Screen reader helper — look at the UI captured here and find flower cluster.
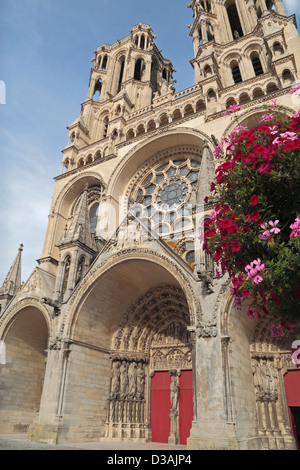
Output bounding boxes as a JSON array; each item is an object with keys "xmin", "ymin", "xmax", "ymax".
[{"xmin": 204, "ymin": 104, "xmax": 300, "ymax": 338}]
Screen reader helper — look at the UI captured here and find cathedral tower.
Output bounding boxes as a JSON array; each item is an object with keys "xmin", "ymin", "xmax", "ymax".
[{"xmin": 188, "ymin": 0, "xmax": 300, "ymax": 112}]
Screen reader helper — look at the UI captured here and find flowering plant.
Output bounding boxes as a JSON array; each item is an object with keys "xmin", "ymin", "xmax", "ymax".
[{"xmin": 204, "ymin": 96, "xmax": 300, "ymax": 338}]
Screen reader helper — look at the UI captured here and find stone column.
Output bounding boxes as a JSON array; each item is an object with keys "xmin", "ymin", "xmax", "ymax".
[
  {"xmin": 187, "ymin": 321, "xmax": 238, "ymax": 450},
  {"xmin": 274, "ymin": 0, "xmax": 286, "ymax": 15},
  {"xmin": 28, "ymin": 340, "xmax": 72, "ymax": 444}
]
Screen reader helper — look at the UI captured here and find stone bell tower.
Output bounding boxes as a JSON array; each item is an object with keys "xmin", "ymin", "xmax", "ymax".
[
  {"xmin": 188, "ymin": 0, "xmax": 300, "ymax": 113},
  {"xmin": 61, "ymin": 23, "xmax": 175, "ymax": 173}
]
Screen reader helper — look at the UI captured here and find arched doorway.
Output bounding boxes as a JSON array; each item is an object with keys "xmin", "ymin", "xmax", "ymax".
[
  {"xmin": 67, "ymin": 256, "xmax": 197, "ymax": 443},
  {"xmin": 108, "ymin": 284, "xmax": 193, "ymax": 444},
  {"xmin": 0, "ymin": 307, "xmax": 49, "ymax": 433}
]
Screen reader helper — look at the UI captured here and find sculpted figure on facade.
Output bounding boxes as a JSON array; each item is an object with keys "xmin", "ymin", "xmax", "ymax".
[
  {"xmin": 252, "ymin": 357, "xmax": 278, "ymax": 402},
  {"xmin": 120, "ymin": 360, "xmax": 129, "ymax": 398},
  {"xmin": 110, "ymin": 361, "xmax": 121, "ymax": 399},
  {"xmin": 170, "ymin": 370, "xmax": 180, "ymax": 415},
  {"xmin": 136, "ymin": 362, "xmax": 145, "ymax": 400},
  {"xmin": 128, "ymin": 361, "xmax": 137, "ymax": 398}
]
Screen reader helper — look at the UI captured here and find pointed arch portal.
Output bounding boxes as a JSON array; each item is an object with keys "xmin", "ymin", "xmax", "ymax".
[{"xmin": 68, "ymin": 256, "xmax": 195, "ymax": 443}]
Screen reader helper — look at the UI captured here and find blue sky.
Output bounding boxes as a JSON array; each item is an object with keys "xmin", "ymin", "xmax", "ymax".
[{"xmin": 0, "ymin": 0, "xmax": 299, "ymax": 285}]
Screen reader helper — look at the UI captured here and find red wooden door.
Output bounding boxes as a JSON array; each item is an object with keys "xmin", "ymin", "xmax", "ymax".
[
  {"xmin": 179, "ymin": 370, "xmax": 193, "ymax": 444},
  {"xmin": 151, "ymin": 371, "xmax": 171, "ymax": 443},
  {"xmin": 284, "ymin": 370, "xmax": 300, "ymax": 449}
]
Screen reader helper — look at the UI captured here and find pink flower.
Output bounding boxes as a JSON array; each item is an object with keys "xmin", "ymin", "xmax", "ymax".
[
  {"xmin": 293, "ymin": 109, "xmax": 300, "ymax": 119},
  {"xmin": 252, "ymin": 274, "xmax": 263, "ymax": 285},
  {"xmin": 258, "ymin": 230, "xmax": 271, "ymax": 241},
  {"xmin": 289, "ymin": 83, "xmax": 300, "ymax": 95},
  {"xmin": 225, "ymin": 104, "xmax": 244, "ymax": 115},
  {"xmin": 290, "ymin": 217, "xmax": 300, "ymax": 238},
  {"xmin": 245, "ymin": 258, "xmax": 265, "ymax": 284},
  {"xmin": 269, "ymin": 220, "xmax": 280, "ymax": 234},
  {"xmin": 259, "ymin": 113, "xmax": 274, "ymax": 123}
]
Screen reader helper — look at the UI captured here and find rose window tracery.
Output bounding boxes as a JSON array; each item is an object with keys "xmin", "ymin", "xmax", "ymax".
[{"xmin": 129, "ymin": 155, "xmax": 202, "ymax": 237}]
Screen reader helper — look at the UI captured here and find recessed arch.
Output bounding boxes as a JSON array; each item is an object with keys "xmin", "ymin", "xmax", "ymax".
[
  {"xmin": 106, "ymin": 128, "xmax": 214, "ymax": 205},
  {"xmin": 0, "ymin": 305, "xmax": 49, "ymax": 434}
]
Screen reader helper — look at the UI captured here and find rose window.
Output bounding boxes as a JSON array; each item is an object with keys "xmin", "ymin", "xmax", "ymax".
[{"xmin": 129, "ymin": 156, "xmax": 201, "ymax": 238}]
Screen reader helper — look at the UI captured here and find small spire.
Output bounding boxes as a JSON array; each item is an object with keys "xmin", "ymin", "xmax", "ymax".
[
  {"xmin": 196, "ymin": 143, "xmax": 215, "ymax": 206},
  {"xmin": 0, "ymin": 244, "xmax": 23, "ymax": 298},
  {"xmin": 58, "ymin": 186, "xmax": 93, "ymax": 248}
]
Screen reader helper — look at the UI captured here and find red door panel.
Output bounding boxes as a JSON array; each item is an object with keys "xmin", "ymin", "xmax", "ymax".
[
  {"xmin": 179, "ymin": 370, "xmax": 193, "ymax": 444},
  {"xmin": 284, "ymin": 370, "xmax": 300, "ymax": 406},
  {"xmin": 284, "ymin": 371, "xmax": 300, "ymax": 449},
  {"xmin": 151, "ymin": 371, "xmax": 171, "ymax": 443}
]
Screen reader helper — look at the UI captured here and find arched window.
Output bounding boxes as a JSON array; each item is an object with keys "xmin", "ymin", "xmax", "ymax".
[
  {"xmin": 196, "ymin": 100, "xmax": 206, "ymax": 112},
  {"xmin": 231, "ymin": 61, "xmax": 243, "ymax": 84},
  {"xmin": 199, "ymin": 28, "xmax": 203, "ymax": 46},
  {"xmin": 162, "ymin": 68, "xmax": 168, "ymax": 81},
  {"xmin": 253, "ymin": 87, "xmax": 264, "ymax": 99},
  {"xmin": 251, "ymin": 53, "xmax": 264, "ymax": 76},
  {"xmin": 89, "ymin": 203, "xmax": 99, "ymax": 233},
  {"xmin": 93, "ymin": 79, "xmax": 102, "ymax": 101},
  {"xmin": 136, "ymin": 124, "xmax": 145, "ymax": 136},
  {"xmin": 147, "ymin": 120, "xmax": 156, "ymax": 131},
  {"xmin": 273, "ymin": 42, "xmax": 284, "ymax": 57},
  {"xmin": 159, "ymin": 113, "xmax": 169, "ymax": 127},
  {"xmin": 266, "ymin": 82, "xmax": 279, "ymax": 94},
  {"xmin": 75, "ymin": 256, "xmax": 85, "ymax": 285},
  {"xmin": 207, "ymin": 23, "xmax": 214, "ymax": 42},
  {"xmin": 86, "ymin": 154, "xmax": 93, "ymax": 165},
  {"xmin": 172, "ymin": 109, "xmax": 182, "ymax": 121},
  {"xmin": 184, "ymin": 104, "xmax": 194, "ymax": 117},
  {"xmin": 226, "ymin": 97, "xmax": 236, "ymax": 108},
  {"xmin": 101, "ymin": 55, "xmax": 108, "ymax": 70},
  {"xmin": 103, "ymin": 116, "xmax": 109, "ymax": 138},
  {"xmin": 282, "ymin": 69, "xmax": 293, "ymax": 85},
  {"xmin": 266, "ymin": 0, "xmax": 276, "ymax": 12},
  {"xmin": 208, "ymin": 89, "xmax": 217, "ymax": 102},
  {"xmin": 239, "ymin": 93, "xmax": 251, "ymax": 104},
  {"xmin": 226, "ymin": 2, "xmax": 244, "ymax": 39},
  {"xmin": 126, "ymin": 129, "xmax": 135, "ymax": 140},
  {"xmin": 118, "ymin": 56, "xmax": 125, "ymax": 93},
  {"xmin": 134, "ymin": 59, "xmax": 144, "ymax": 81},
  {"xmin": 94, "ymin": 150, "xmax": 101, "ymax": 161},
  {"xmin": 204, "ymin": 65, "xmax": 213, "ymax": 77},
  {"xmin": 140, "ymin": 35, "xmax": 145, "ymax": 50},
  {"xmin": 62, "ymin": 255, "xmax": 71, "ymax": 294}
]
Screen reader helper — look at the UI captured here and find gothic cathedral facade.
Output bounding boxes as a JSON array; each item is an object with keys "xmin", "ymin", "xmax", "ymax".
[{"xmin": 1, "ymin": 0, "xmax": 300, "ymax": 450}]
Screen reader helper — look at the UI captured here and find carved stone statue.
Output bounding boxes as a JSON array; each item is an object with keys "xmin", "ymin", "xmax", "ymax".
[
  {"xmin": 170, "ymin": 371, "xmax": 179, "ymax": 414},
  {"xmin": 110, "ymin": 361, "xmax": 121, "ymax": 399},
  {"xmin": 120, "ymin": 360, "xmax": 129, "ymax": 398},
  {"xmin": 128, "ymin": 361, "xmax": 137, "ymax": 399},
  {"xmin": 136, "ymin": 363, "xmax": 145, "ymax": 399}
]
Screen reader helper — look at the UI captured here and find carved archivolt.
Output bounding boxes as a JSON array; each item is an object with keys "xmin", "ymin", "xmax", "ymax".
[{"xmin": 112, "ymin": 284, "xmax": 190, "ymax": 352}]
